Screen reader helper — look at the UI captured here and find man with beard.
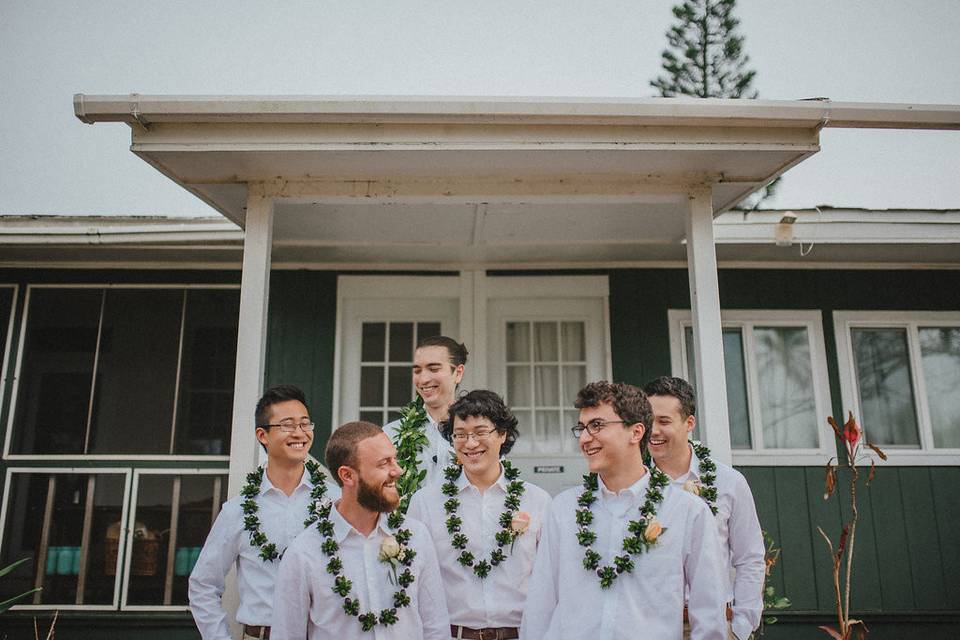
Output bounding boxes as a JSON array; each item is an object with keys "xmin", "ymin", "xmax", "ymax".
[
  {"xmin": 520, "ymin": 381, "xmax": 727, "ymax": 640},
  {"xmin": 272, "ymin": 421, "xmax": 449, "ymax": 640},
  {"xmin": 408, "ymin": 390, "xmax": 551, "ymax": 639},
  {"xmin": 189, "ymin": 385, "xmax": 341, "ymax": 640}
]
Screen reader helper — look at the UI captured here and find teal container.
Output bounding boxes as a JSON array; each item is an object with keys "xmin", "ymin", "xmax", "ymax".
[
  {"xmin": 45, "ymin": 547, "xmax": 59, "ymax": 574},
  {"xmin": 56, "ymin": 547, "xmax": 72, "ymax": 575},
  {"xmin": 189, "ymin": 547, "xmax": 202, "ymax": 573},
  {"xmin": 70, "ymin": 547, "xmax": 81, "ymax": 575},
  {"xmin": 174, "ymin": 548, "xmax": 189, "ymax": 576}
]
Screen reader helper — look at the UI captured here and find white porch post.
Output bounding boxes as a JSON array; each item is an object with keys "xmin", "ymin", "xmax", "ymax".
[
  {"xmin": 685, "ymin": 186, "xmax": 732, "ymax": 465},
  {"xmin": 227, "ymin": 190, "xmax": 275, "ymax": 496}
]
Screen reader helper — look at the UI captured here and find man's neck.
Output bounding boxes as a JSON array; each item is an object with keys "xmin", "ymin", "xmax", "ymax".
[
  {"xmin": 336, "ymin": 497, "xmax": 380, "ymax": 537},
  {"xmin": 653, "ymin": 443, "xmax": 694, "ymax": 481},
  {"xmin": 600, "ymin": 458, "xmax": 648, "ymax": 494},
  {"xmin": 424, "ymin": 401, "xmax": 451, "ymax": 424},
  {"xmin": 464, "ymin": 462, "xmax": 501, "ymax": 493},
  {"xmin": 265, "ymin": 459, "xmax": 305, "ymax": 497}
]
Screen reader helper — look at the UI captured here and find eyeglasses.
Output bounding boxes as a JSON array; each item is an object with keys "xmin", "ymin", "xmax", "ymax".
[
  {"xmin": 570, "ymin": 419, "xmax": 626, "ymax": 438},
  {"xmin": 259, "ymin": 420, "xmax": 315, "ymax": 434},
  {"xmin": 451, "ymin": 428, "xmax": 497, "ymax": 443}
]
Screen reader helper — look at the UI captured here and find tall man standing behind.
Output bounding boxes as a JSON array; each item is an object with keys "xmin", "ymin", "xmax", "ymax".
[
  {"xmin": 384, "ymin": 336, "xmax": 468, "ymax": 499},
  {"xmin": 644, "ymin": 376, "xmax": 765, "ymax": 640},
  {"xmin": 189, "ymin": 385, "xmax": 340, "ymax": 640},
  {"xmin": 521, "ymin": 381, "xmax": 727, "ymax": 640}
]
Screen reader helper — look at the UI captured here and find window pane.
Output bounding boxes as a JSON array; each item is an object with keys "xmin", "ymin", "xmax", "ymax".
[
  {"xmin": 88, "ymin": 290, "xmax": 182, "ymax": 454},
  {"xmin": 722, "ymin": 330, "xmax": 752, "ymax": 449},
  {"xmin": 0, "ymin": 287, "xmax": 12, "ymax": 364},
  {"xmin": 360, "ymin": 367, "xmax": 384, "ymax": 406},
  {"xmin": 562, "ymin": 365, "xmax": 586, "ymax": 407},
  {"xmin": 507, "ymin": 365, "xmax": 531, "ymax": 406},
  {"xmin": 533, "ymin": 322, "xmax": 558, "ymax": 361},
  {"xmin": 535, "ymin": 410, "xmax": 562, "ymax": 453},
  {"xmin": 12, "ymin": 289, "xmax": 103, "ymax": 454},
  {"xmin": 126, "ymin": 474, "xmax": 227, "ymax": 606},
  {"xmin": 512, "ymin": 410, "xmax": 532, "ymax": 454},
  {"xmin": 506, "ymin": 322, "xmax": 530, "ymax": 362},
  {"xmin": 0, "ymin": 473, "xmax": 125, "ymax": 606},
  {"xmin": 754, "ymin": 327, "xmax": 818, "ymax": 449},
  {"xmin": 919, "ymin": 327, "xmax": 960, "ymax": 448},
  {"xmin": 174, "ymin": 290, "xmax": 238, "ymax": 455},
  {"xmin": 387, "ymin": 366, "xmax": 412, "ymax": 406},
  {"xmin": 416, "ymin": 322, "xmax": 441, "ymax": 344},
  {"xmin": 388, "ymin": 322, "xmax": 414, "ymax": 362},
  {"xmin": 361, "ymin": 323, "xmax": 386, "ymax": 362},
  {"xmin": 534, "ymin": 366, "xmax": 560, "ymax": 406},
  {"xmin": 360, "ymin": 410, "xmax": 383, "ymax": 425},
  {"xmin": 852, "ymin": 328, "xmax": 920, "ymax": 446},
  {"xmin": 561, "ymin": 322, "xmax": 585, "ymax": 361}
]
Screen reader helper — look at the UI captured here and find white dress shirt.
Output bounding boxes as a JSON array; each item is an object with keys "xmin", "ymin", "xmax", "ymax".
[
  {"xmin": 666, "ymin": 445, "xmax": 766, "ymax": 640},
  {"xmin": 271, "ymin": 502, "xmax": 450, "ymax": 640},
  {"xmin": 520, "ymin": 472, "xmax": 727, "ymax": 640},
  {"xmin": 407, "ymin": 464, "xmax": 552, "ymax": 629},
  {"xmin": 188, "ymin": 466, "xmax": 341, "ymax": 640},
  {"xmin": 383, "ymin": 413, "xmax": 454, "ymax": 488}
]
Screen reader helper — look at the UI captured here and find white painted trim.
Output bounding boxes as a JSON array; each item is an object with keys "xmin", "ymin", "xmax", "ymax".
[
  {"xmin": 484, "ymin": 275, "xmax": 608, "ymax": 298},
  {"xmin": 337, "ymin": 275, "xmax": 461, "ymax": 299},
  {"xmin": 2, "ymin": 283, "xmax": 240, "ymax": 460},
  {"xmin": 685, "ymin": 187, "xmax": 732, "ymax": 465},
  {"xmin": 120, "ymin": 468, "xmax": 227, "ymax": 611},
  {"xmin": 833, "ymin": 310, "xmax": 960, "ymax": 466},
  {"xmin": 669, "ymin": 309, "xmax": 835, "ymax": 465},
  {"xmin": 1, "ymin": 467, "xmax": 132, "ymax": 611}
]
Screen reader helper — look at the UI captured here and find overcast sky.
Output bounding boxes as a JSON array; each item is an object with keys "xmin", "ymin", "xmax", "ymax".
[{"xmin": 1, "ymin": 0, "xmax": 958, "ymax": 217}]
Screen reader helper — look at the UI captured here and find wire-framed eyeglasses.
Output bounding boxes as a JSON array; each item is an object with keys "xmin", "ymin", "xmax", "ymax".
[
  {"xmin": 259, "ymin": 420, "xmax": 315, "ymax": 433},
  {"xmin": 570, "ymin": 419, "xmax": 626, "ymax": 438}
]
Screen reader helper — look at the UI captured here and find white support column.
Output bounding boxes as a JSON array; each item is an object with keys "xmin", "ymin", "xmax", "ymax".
[
  {"xmin": 227, "ymin": 191, "xmax": 275, "ymax": 496},
  {"xmin": 458, "ymin": 270, "xmax": 488, "ymax": 391},
  {"xmin": 685, "ymin": 186, "xmax": 733, "ymax": 465}
]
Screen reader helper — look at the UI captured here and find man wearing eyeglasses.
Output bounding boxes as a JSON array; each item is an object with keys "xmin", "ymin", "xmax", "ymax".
[
  {"xmin": 520, "ymin": 381, "xmax": 727, "ymax": 640},
  {"xmin": 407, "ymin": 390, "xmax": 551, "ymax": 640},
  {"xmin": 189, "ymin": 384, "xmax": 341, "ymax": 640}
]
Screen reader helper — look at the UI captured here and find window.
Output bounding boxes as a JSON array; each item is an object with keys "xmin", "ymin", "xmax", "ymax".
[
  {"xmin": 834, "ymin": 311, "xmax": 960, "ymax": 464},
  {"xmin": 5, "ymin": 286, "xmax": 240, "ymax": 459},
  {"xmin": 670, "ymin": 310, "xmax": 834, "ymax": 464}
]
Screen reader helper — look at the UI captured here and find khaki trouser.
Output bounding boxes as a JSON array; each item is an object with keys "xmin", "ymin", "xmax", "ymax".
[{"xmin": 682, "ymin": 621, "xmax": 739, "ymax": 639}]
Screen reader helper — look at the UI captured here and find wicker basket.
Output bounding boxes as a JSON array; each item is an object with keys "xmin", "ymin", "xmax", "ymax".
[{"xmin": 105, "ymin": 521, "xmax": 161, "ymax": 576}]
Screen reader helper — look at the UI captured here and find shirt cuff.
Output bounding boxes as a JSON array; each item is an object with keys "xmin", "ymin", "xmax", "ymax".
[{"xmin": 731, "ymin": 615, "xmax": 753, "ymax": 640}]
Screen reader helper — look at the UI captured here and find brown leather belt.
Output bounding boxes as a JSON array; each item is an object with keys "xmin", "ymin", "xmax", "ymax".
[
  {"xmin": 682, "ymin": 605, "xmax": 734, "ymax": 622},
  {"xmin": 243, "ymin": 624, "xmax": 271, "ymax": 639},
  {"xmin": 451, "ymin": 625, "xmax": 519, "ymax": 639}
]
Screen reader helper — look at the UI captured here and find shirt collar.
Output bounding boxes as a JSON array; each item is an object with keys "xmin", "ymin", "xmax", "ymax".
[
  {"xmin": 598, "ymin": 469, "xmax": 651, "ymax": 500},
  {"xmin": 258, "ymin": 463, "xmax": 314, "ymax": 496},
  {"xmin": 331, "ymin": 500, "xmax": 395, "ymax": 543},
  {"xmin": 685, "ymin": 443, "xmax": 701, "ymax": 481},
  {"xmin": 455, "ymin": 462, "xmax": 508, "ymax": 494}
]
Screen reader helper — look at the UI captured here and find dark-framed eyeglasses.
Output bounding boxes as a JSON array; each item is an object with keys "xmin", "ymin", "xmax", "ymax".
[
  {"xmin": 570, "ymin": 419, "xmax": 626, "ymax": 438},
  {"xmin": 259, "ymin": 420, "xmax": 315, "ymax": 434}
]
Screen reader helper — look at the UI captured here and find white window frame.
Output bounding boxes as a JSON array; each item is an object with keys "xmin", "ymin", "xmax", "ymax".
[
  {"xmin": 3, "ymin": 283, "xmax": 239, "ymax": 462},
  {"xmin": 669, "ymin": 309, "xmax": 834, "ymax": 465},
  {"xmin": 0, "ymin": 284, "xmax": 19, "ymax": 406},
  {"xmin": 834, "ymin": 310, "xmax": 960, "ymax": 466},
  {"xmin": 0, "ymin": 467, "xmax": 132, "ymax": 611},
  {"xmin": 121, "ymin": 468, "xmax": 228, "ymax": 611}
]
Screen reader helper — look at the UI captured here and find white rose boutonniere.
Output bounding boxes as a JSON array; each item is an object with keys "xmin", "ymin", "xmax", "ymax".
[
  {"xmin": 682, "ymin": 479, "xmax": 702, "ymax": 496},
  {"xmin": 508, "ymin": 511, "xmax": 531, "ymax": 553},
  {"xmin": 379, "ymin": 535, "xmax": 403, "ymax": 584}
]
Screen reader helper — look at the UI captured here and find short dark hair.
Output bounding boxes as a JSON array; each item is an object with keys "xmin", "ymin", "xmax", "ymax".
[
  {"xmin": 255, "ymin": 384, "xmax": 309, "ymax": 429},
  {"xmin": 416, "ymin": 335, "xmax": 469, "ymax": 368},
  {"xmin": 643, "ymin": 376, "xmax": 696, "ymax": 419},
  {"xmin": 324, "ymin": 421, "xmax": 385, "ymax": 487},
  {"xmin": 575, "ymin": 381, "xmax": 652, "ymax": 450},
  {"xmin": 441, "ymin": 389, "xmax": 519, "ymax": 456}
]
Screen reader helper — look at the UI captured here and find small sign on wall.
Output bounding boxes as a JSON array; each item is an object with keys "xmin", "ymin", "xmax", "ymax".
[{"xmin": 534, "ymin": 465, "xmax": 564, "ymax": 474}]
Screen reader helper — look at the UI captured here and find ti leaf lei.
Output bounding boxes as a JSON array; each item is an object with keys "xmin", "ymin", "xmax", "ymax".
[
  {"xmin": 391, "ymin": 396, "xmax": 430, "ymax": 521},
  {"xmin": 689, "ymin": 440, "xmax": 719, "ymax": 516},
  {"xmin": 576, "ymin": 466, "xmax": 670, "ymax": 589},
  {"xmin": 441, "ymin": 460, "xmax": 526, "ymax": 579},
  {"xmin": 310, "ymin": 500, "xmax": 417, "ymax": 632},
  {"xmin": 240, "ymin": 460, "xmax": 328, "ymax": 562}
]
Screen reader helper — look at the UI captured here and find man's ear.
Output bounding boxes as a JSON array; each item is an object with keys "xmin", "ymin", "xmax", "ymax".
[
  {"xmin": 453, "ymin": 363, "xmax": 465, "ymax": 385},
  {"xmin": 337, "ymin": 465, "xmax": 356, "ymax": 488},
  {"xmin": 255, "ymin": 427, "xmax": 269, "ymax": 449},
  {"xmin": 686, "ymin": 415, "xmax": 696, "ymax": 436},
  {"xmin": 630, "ymin": 422, "xmax": 646, "ymax": 446}
]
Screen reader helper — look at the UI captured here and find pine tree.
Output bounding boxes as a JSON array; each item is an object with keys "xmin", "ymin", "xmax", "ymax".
[{"xmin": 651, "ymin": 0, "xmax": 757, "ymax": 98}]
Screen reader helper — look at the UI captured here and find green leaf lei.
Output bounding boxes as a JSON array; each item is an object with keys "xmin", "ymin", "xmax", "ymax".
[
  {"xmin": 576, "ymin": 466, "xmax": 670, "ymax": 589},
  {"xmin": 441, "ymin": 459, "xmax": 526, "ymax": 580},
  {"xmin": 240, "ymin": 460, "xmax": 328, "ymax": 562},
  {"xmin": 390, "ymin": 396, "xmax": 430, "ymax": 525},
  {"xmin": 689, "ymin": 440, "xmax": 719, "ymax": 516},
  {"xmin": 311, "ymin": 500, "xmax": 417, "ymax": 632}
]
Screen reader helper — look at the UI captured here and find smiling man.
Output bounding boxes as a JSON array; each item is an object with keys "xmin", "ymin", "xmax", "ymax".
[
  {"xmin": 384, "ymin": 336, "xmax": 469, "ymax": 490},
  {"xmin": 189, "ymin": 385, "xmax": 341, "ymax": 640},
  {"xmin": 521, "ymin": 381, "xmax": 727, "ymax": 640},
  {"xmin": 644, "ymin": 376, "xmax": 765, "ymax": 640},
  {"xmin": 408, "ymin": 390, "xmax": 551, "ymax": 640},
  {"xmin": 272, "ymin": 422, "xmax": 449, "ymax": 640}
]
